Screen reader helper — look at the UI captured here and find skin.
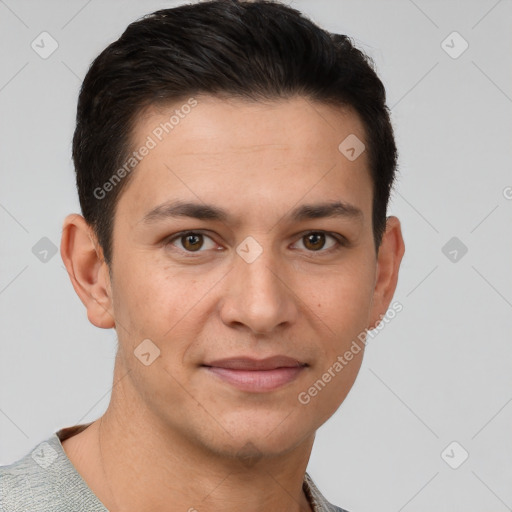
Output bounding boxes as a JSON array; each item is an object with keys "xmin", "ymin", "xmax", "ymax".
[{"xmin": 60, "ymin": 95, "xmax": 405, "ymax": 512}]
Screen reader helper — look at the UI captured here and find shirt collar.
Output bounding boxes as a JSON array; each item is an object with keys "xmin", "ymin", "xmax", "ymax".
[{"xmin": 303, "ymin": 471, "xmax": 345, "ymax": 512}]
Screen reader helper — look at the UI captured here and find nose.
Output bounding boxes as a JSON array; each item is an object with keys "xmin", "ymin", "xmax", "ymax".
[{"xmin": 219, "ymin": 246, "xmax": 299, "ymax": 335}]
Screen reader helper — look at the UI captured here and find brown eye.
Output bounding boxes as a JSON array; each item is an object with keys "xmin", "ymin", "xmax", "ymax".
[
  {"xmin": 303, "ymin": 232, "xmax": 326, "ymax": 251},
  {"xmin": 293, "ymin": 231, "xmax": 343, "ymax": 253},
  {"xmin": 167, "ymin": 231, "xmax": 217, "ymax": 253},
  {"xmin": 181, "ymin": 233, "xmax": 203, "ymax": 251}
]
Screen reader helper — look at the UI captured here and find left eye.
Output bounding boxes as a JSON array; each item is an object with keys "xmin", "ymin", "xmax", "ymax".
[{"xmin": 292, "ymin": 231, "xmax": 342, "ymax": 252}]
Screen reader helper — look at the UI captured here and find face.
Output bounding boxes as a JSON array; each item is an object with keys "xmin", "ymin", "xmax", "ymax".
[{"xmin": 78, "ymin": 96, "xmax": 402, "ymax": 458}]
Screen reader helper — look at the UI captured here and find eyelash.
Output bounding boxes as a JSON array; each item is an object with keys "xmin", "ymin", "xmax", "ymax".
[{"xmin": 163, "ymin": 230, "xmax": 348, "ymax": 257}]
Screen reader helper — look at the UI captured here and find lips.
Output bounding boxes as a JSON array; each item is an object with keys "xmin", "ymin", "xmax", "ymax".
[
  {"xmin": 202, "ymin": 356, "xmax": 307, "ymax": 392},
  {"xmin": 203, "ymin": 355, "xmax": 307, "ymax": 371}
]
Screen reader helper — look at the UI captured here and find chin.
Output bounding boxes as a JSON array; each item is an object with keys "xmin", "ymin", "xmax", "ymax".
[
  {"xmin": 203, "ymin": 411, "xmax": 312, "ymax": 459},
  {"xmin": 204, "ymin": 434, "xmax": 305, "ymax": 464}
]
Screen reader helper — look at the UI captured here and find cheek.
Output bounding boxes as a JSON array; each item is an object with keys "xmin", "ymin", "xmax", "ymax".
[
  {"xmin": 111, "ymin": 261, "xmax": 212, "ymax": 366},
  {"xmin": 313, "ymin": 263, "xmax": 375, "ymax": 326},
  {"xmin": 297, "ymin": 273, "xmax": 372, "ymax": 423},
  {"xmin": 113, "ymin": 256, "xmax": 182, "ymax": 316},
  {"xmin": 110, "ymin": 264, "xmax": 174, "ymax": 349}
]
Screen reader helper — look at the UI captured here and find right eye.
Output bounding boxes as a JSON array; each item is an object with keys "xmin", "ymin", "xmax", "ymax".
[{"xmin": 164, "ymin": 231, "xmax": 219, "ymax": 254}]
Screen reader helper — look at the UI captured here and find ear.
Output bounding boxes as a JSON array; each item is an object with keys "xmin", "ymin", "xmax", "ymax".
[
  {"xmin": 368, "ymin": 216, "xmax": 405, "ymax": 328},
  {"xmin": 60, "ymin": 214, "xmax": 115, "ymax": 329}
]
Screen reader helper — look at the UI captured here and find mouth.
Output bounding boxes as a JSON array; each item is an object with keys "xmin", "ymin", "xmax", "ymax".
[{"xmin": 201, "ymin": 356, "xmax": 308, "ymax": 393}]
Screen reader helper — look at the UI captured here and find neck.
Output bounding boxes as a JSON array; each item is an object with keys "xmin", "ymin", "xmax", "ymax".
[{"xmin": 63, "ymin": 367, "xmax": 315, "ymax": 512}]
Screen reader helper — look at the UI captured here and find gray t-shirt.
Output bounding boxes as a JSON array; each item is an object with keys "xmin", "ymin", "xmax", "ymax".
[{"xmin": 0, "ymin": 425, "xmax": 348, "ymax": 512}]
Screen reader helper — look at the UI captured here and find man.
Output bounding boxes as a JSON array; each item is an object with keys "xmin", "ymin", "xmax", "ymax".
[{"xmin": 0, "ymin": 1, "xmax": 404, "ymax": 510}]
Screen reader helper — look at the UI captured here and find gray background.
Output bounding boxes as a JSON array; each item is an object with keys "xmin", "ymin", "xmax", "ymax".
[{"xmin": 1, "ymin": 1, "xmax": 511, "ymax": 511}]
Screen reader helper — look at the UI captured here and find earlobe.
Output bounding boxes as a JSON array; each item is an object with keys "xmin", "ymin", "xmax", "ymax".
[
  {"xmin": 60, "ymin": 214, "xmax": 115, "ymax": 329},
  {"xmin": 367, "ymin": 216, "xmax": 405, "ymax": 329}
]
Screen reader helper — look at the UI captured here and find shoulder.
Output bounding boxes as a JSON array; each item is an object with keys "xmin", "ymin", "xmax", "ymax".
[
  {"xmin": 1, "ymin": 437, "xmax": 54, "ymax": 512},
  {"xmin": 0, "ymin": 432, "xmax": 107, "ymax": 512}
]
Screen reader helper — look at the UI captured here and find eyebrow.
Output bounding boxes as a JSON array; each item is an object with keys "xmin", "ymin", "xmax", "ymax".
[{"xmin": 141, "ymin": 199, "xmax": 363, "ymax": 226}]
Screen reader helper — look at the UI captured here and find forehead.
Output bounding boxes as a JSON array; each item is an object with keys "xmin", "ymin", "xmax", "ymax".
[
  {"xmin": 118, "ymin": 95, "xmax": 372, "ymax": 225},
  {"xmin": 134, "ymin": 95, "xmax": 366, "ymax": 158}
]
